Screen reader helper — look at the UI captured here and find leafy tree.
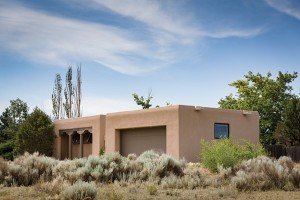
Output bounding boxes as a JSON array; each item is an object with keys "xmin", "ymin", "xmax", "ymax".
[
  {"xmin": 274, "ymin": 97, "xmax": 300, "ymax": 146},
  {"xmin": 132, "ymin": 90, "xmax": 153, "ymax": 109},
  {"xmin": 63, "ymin": 66, "xmax": 74, "ymax": 118},
  {"xmin": 52, "ymin": 73, "xmax": 63, "ymax": 119},
  {"xmin": 219, "ymin": 71, "xmax": 298, "ymax": 144},
  {"xmin": 15, "ymin": 108, "xmax": 54, "ymax": 156},
  {"xmin": 0, "ymin": 98, "xmax": 29, "ymax": 160}
]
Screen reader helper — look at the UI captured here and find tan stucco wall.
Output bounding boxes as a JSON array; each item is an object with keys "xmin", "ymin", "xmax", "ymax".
[
  {"xmin": 178, "ymin": 106, "xmax": 260, "ymax": 162},
  {"xmin": 53, "ymin": 105, "xmax": 259, "ymax": 162},
  {"xmin": 105, "ymin": 106, "xmax": 180, "ymax": 159},
  {"xmin": 54, "ymin": 115, "xmax": 105, "ymax": 159}
]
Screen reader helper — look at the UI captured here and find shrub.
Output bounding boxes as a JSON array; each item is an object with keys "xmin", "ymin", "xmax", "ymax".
[
  {"xmin": 1, "ymin": 150, "xmax": 187, "ymax": 187},
  {"xmin": 146, "ymin": 184, "xmax": 157, "ymax": 195},
  {"xmin": 0, "ymin": 152, "xmax": 58, "ymax": 186},
  {"xmin": 15, "ymin": 108, "xmax": 54, "ymax": 156},
  {"xmin": 99, "ymin": 148, "xmax": 105, "ymax": 156},
  {"xmin": 161, "ymin": 168, "xmax": 205, "ymax": 189},
  {"xmin": 200, "ymin": 138, "xmax": 266, "ymax": 172},
  {"xmin": 127, "ymin": 153, "xmax": 137, "ymax": 160},
  {"xmin": 137, "ymin": 150, "xmax": 185, "ymax": 179},
  {"xmin": 62, "ymin": 180, "xmax": 97, "ymax": 200},
  {"xmin": 231, "ymin": 156, "xmax": 300, "ymax": 191},
  {"xmin": 103, "ymin": 184, "xmax": 124, "ymax": 200},
  {"xmin": 35, "ymin": 176, "xmax": 70, "ymax": 196}
]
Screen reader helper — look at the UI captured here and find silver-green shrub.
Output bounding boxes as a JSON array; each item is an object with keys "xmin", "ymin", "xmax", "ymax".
[
  {"xmin": 289, "ymin": 168, "xmax": 300, "ymax": 188},
  {"xmin": 35, "ymin": 176, "xmax": 70, "ymax": 196},
  {"xmin": 161, "ymin": 168, "xmax": 205, "ymax": 189},
  {"xmin": 137, "ymin": 150, "xmax": 185, "ymax": 179},
  {"xmin": 62, "ymin": 180, "xmax": 97, "ymax": 200},
  {"xmin": 0, "ymin": 152, "xmax": 58, "ymax": 186},
  {"xmin": 231, "ymin": 156, "xmax": 300, "ymax": 191},
  {"xmin": 1, "ymin": 150, "xmax": 187, "ymax": 186}
]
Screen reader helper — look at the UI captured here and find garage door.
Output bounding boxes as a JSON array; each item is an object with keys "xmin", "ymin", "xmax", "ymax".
[{"xmin": 120, "ymin": 126, "xmax": 166, "ymax": 156}]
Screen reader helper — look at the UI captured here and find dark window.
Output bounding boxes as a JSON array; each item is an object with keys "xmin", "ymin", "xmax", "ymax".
[
  {"xmin": 214, "ymin": 123, "xmax": 229, "ymax": 139},
  {"xmin": 72, "ymin": 132, "xmax": 80, "ymax": 144},
  {"xmin": 83, "ymin": 132, "xmax": 92, "ymax": 144}
]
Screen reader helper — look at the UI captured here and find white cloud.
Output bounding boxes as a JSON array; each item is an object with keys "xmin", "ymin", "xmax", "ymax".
[
  {"xmin": 91, "ymin": 0, "xmax": 265, "ymax": 39},
  {"xmin": 92, "ymin": 0, "xmax": 199, "ymax": 38},
  {"xmin": 202, "ymin": 27, "xmax": 266, "ymax": 39},
  {"xmin": 265, "ymin": 0, "xmax": 300, "ymax": 20},
  {"xmin": 0, "ymin": 3, "xmax": 169, "ymax": 75},
  {"xmin": 0, "ymin": 1, "xmax": 265, "ymax": 76}
]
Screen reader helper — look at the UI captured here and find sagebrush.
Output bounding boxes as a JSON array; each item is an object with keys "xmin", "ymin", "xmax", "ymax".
[
  {"xmin": 232, "ymin": 156, "xmax": 300, "ymax": 191},
  {"xmin": 1, "ymin": 150, "xmax": 299, "ymax": 195}
]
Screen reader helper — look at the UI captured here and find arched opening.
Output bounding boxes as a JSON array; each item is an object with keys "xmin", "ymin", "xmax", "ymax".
[
  {"xmin": 82, "ymin": 130, "xmax": 92, "ymax": 157},
  {"xmin": 71, "ymin": 131, "xmax": 80, "ymax": 158},
  {"xmin": 60, "ymin": 131, "xmax": 69, "ymax": 159}
]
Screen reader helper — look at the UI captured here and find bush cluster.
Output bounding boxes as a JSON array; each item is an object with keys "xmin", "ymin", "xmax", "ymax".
[
  {"xmin": 0, "ymin": 150, "xmax": 185, "ymax": 186},
  {"xmin": 231, "ymin": 156, "xmax": 300, "ymax": 191},
  {"xmin": 1, "ymin": 149, "xmax": 300, "ymax": 198},
  {"xmin": 62, "ymin": 180, "xmax": 97, "ymax": 200},
  {"xmin": 200, "ymin": 138, "xmax": 266, "ymax": 172},
  {"xmin": 0, "ymin": 152, "xmax": 58, "ymax": 186}
]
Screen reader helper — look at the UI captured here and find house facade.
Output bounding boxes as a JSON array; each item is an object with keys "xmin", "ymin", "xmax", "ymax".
[{"xmin": 53, "ymin": 105, "xmax": 259, "ymax": 162}]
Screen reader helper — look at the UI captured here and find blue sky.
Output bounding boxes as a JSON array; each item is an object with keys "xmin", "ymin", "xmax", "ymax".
[{"xmin": 1, "ymin": 0, "xmax": 300, "ymax": 116}]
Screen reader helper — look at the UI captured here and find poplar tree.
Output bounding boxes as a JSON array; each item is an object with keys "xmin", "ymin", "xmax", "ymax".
[
  {"xmin": 74, "ymin": 65, "xmax": 82, "ymax": 117},
  {"xmin": 51, "ymin": 74, "xmax": 62, "ymax": 119},
  {"xmin": 63, "ymin": 66, "xmax": 74, "ymax": 118}
]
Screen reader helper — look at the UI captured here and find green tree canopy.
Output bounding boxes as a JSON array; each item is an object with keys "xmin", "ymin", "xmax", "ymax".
[
  {"xmin": 218, "ymin": 71, "xmax": 298, "ymax": 144},
  {"xmin": 274, "ymin": 97, "xmax": 300, "ymax": 146},
  {"xmin": 132, "ymin": 91, "xmax": 153, "ymax": 109},
  {"xmin": 15, "ymin": 108, "xmax": 54, "ymax": 156},
  {"xmin": 0, "ymin": 98, "xmax": 29, "ymax": 160}
]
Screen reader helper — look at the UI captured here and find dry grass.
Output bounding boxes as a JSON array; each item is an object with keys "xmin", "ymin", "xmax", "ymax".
[
  {"xmin": 0, "ymin": 183, "xmax": 300, "ymax": 200},
  {"xmin": 1, "ymin": 153, "xmax": 300, "ymax": 199}
]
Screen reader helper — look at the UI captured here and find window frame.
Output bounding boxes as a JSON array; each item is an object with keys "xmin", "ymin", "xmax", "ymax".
[{"xmin": 214, "ymin": 123, "xmax": 229, "ymax": 139}]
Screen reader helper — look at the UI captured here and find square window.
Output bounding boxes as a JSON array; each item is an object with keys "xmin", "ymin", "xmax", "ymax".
[{"xmin": 214, "ymin": 123, "xmax": 229, "ymax": 139}]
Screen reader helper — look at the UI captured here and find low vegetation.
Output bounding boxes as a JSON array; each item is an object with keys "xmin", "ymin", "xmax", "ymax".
[
  {"xmin": 200, "ymin": 138, "xmax": 266, "ymax": 172},
  {"xmin": 0, "ymin": 144, "xmax": 300, "ymax": 199}
]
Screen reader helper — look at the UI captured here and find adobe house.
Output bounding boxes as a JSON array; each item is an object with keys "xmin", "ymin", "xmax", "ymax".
[{"xmin": 53, "ymin": 105, "xmax": 259, "ymax": 162}]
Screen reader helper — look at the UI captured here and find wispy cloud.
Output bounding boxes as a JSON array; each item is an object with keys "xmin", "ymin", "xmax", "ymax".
[
  {"xmin": 265, "ymin": 0, "xmax": 300, "ymax": 20},
  {"xmin": 0, "ymin": 2, "xmax": 170, "ymax": 75},
  {"xmin": 91, "ymin": 0, "xmax": 264, "ymax": 39},
  {"xmin": 91, "ymin": 0, "xmax": 199, "ymax": 39},
  {"xmin": 0, "ymin": 1, "xmax": 265, "ymax": 75}
]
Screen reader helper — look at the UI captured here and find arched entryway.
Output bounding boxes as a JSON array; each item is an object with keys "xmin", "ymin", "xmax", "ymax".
[{"xmin": 59, "ymin": 128, "xmax": 92, "ymax": 159}]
